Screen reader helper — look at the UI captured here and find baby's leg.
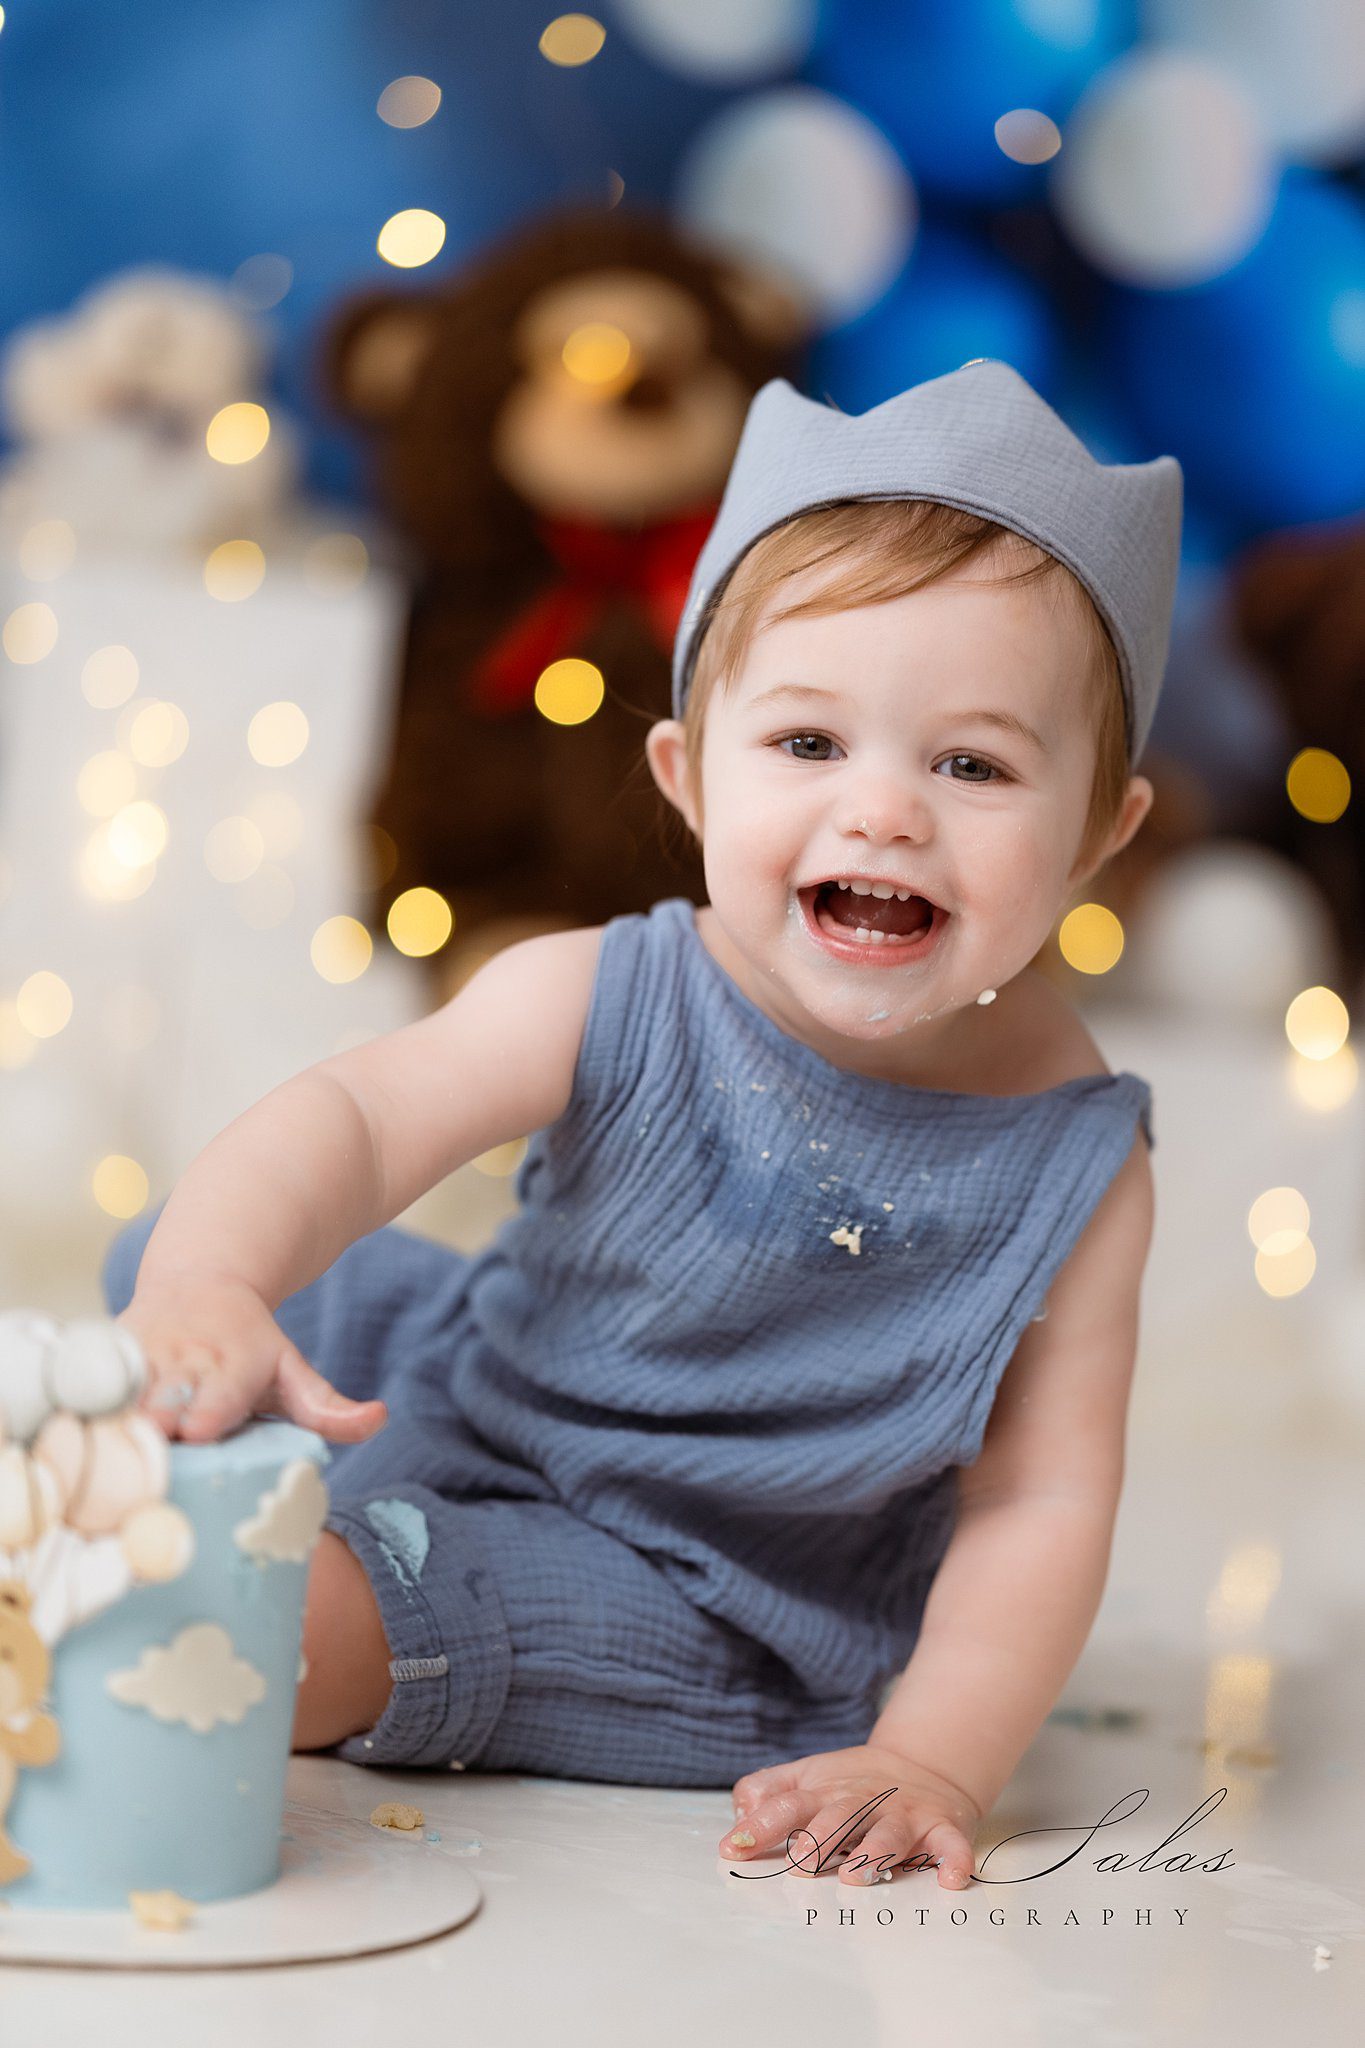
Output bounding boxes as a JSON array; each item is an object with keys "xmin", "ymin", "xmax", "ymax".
[{"xmin": 293, "ymin": 1531, "xmax": 396, "ymax": 1750}]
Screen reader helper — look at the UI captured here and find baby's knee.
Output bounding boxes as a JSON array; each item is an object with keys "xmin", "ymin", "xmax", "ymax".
[
  {"xmin": 292, "ymin": 1530, "xmax": 396, "ymax": 1752},
  {"xmin": 100, "ymin": 1200, "xmax": 168, "ymax": 1315}
]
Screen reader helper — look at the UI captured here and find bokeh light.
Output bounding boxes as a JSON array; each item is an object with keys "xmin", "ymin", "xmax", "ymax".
[
  {"xmin": 1254, "ymin": 1235, "xmax": 1316, "ymax": 1298},
  {"xmin": 76, "ymin": 751, "xmax": 138, "ymax": 819},
  {"xmin": 81, "ymin": 644, "xmax": 139, "ymax": 708},
  {"xmin": 377, "ymin": 208, "xmax": 447, "ymax": 268},
  {"xmin": 1284, "ymin": 984, "xmax": 1350, "ymax": 1060},
  {"xmin": 1246, "ymin": 1186, "xmax": 1310, "ymax": 1255},
  {"xmin": 206, "ymin": 401, "xmax": 271, "ymax": 465},
  {"xmin": 534, "ymin": 657, "xmax": 605, "ymax": 725},
  {"xmin": 995, "ymin": 108, "xmax": 1062, "ymax": 164},
  {"xmin": 377, "ymin": 75, "xmax": 442, "ymax": 126},
  {"xmin": 128, "ymin": 700, "xmax": 190, "ymax": 767},
  {"xmin": 107, "ymin": 800, "xmax": 169, "ymax": 869},
  {"xmin": 204, "ymin": 816, "xmax": 266, "ymax": 884},
  {"xmin": 1288, "ymin": 1042, "xmax": 1358, "ymax": 1111},
  {"xmin": 247, "ymin": 701, "xmax": 309, "ymax": 767},
  {"xmin": 311, "ymin": 915, "xmax": 373, "ymax": 983},
  {"xmin": 19, "ymin": 518, "xmax": 76, "ymax": 581},
  {"xmin": 1286, "ymin": 747, "xmax": 1350, "ymax": 823},
  {"xmin": 204, "ymin": 540, "xmax": 266, "ymax": 601},
  {"xmin": 16, "ymin": 970, "xmax": 73, "ymax": 1039},
  {"xmin": 1057, "ymin": 902, "xmax": 1125, "ymax": 975},
  {"xmin": 387, "ymin": 886, "xmax": 454, "ymax": 957},
  {"xmin": 303, "ymin": 532, "xmax": 369, "ymax": 592},
  {"xmin": 562, "ymin": 321, "xmax": 633, "ymax": 386},
  {"xmin": 539, "ymin": 14, "xmax": 606, "ymax": 65},
  {"xmin": 92, "ymin": 1154, "xmax": 150, "ymax": 1219},
  {"xmin": 3, "ymin": 601, "xmax": 58, "ymax": 664}
]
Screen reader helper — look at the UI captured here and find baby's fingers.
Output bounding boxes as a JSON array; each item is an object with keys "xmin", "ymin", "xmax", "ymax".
[
  {"xmin": 171, "ymin": 1355, "xmax": 257, "ymax": 1443},
  {"xmin": 841, "ymin": 1814, "xmax": 975, "ymax": 1890},
  {"xmin": 271, "ymin": 1343, "xmax": 387, "ymax": 1444}
]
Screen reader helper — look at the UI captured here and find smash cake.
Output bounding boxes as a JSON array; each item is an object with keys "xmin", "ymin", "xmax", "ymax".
[{"xmin": 0, "ymin": 1309, "xmax": 328, "ymax": 1913}]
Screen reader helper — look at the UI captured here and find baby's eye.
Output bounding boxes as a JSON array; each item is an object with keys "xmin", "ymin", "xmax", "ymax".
[
  {"xmin": 933, "ymin": 753, "xmax": 1007, "ymax": 785},
  {"xmin": 772, "ymin": 732, "xmax": 842, "ymax": 763}
]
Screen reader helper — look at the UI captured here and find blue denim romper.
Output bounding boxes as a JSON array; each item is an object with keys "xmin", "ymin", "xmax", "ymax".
[{"xmin": 103, "ymin": 896, "xmax": 1153, "ymax": 1789}]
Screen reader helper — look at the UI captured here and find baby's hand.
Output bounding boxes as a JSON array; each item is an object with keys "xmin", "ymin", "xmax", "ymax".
[
  {"xmin": 720, "ymin": 1744, "xmax": 979, "ymax": 1888},
  {"xmin": 116, "ymin": 1272, "xmax": 387, "ymax": 1446}
]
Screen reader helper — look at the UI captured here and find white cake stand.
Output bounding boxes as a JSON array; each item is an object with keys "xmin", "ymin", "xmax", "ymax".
[{"xmin": 0, "ymin": 1756, "xmax": 482, "ymax": 1969}]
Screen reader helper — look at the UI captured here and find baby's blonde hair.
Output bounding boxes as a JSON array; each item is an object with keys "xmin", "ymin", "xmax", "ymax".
[{"xmin": 674, "ymin": 500, "xmax": 1131, "ymax": 880}]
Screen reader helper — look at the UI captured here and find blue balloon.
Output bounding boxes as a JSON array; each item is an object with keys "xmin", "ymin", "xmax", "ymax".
[
  {"xmin": 808, "ymin": 220, "xmax": 1061, "ymax": 413},
  {"xmin": 806, "ymin": 0, "xmax": 1135, "ymax": 206},
  {"xmin": 1105, "ymin": 172, "xmax": 1365, "ymax": 532}
]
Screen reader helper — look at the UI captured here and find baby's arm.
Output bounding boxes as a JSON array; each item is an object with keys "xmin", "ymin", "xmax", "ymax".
[
  {"xmin": 123, "ymin": 925, "xmax": 603, "ymax": 1438},
  {"xmin": 867, "ymin": 1127, "xmax": 1155, "ymax": 1817}
]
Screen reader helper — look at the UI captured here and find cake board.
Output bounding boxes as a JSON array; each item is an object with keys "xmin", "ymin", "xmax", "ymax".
[{"xmin": 0, "ymin": 1757, "xmax": 482, "ymax": 1969}]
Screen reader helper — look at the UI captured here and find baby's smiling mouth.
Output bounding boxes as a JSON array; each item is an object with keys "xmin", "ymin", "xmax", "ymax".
[{"xmin": 799, "ymin": 879, "xmax": 941, "ymax": 943}]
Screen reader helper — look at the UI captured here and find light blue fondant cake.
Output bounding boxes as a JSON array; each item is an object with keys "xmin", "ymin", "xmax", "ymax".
[{"xmin": 2, "ymin": 1420, "xmax": 328, "ymax": 1911}]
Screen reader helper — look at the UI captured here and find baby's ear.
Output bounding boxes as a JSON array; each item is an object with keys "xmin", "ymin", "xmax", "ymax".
[{"xmin": 644, "ymin": 720, "xmax": 700, "ymax": 837}]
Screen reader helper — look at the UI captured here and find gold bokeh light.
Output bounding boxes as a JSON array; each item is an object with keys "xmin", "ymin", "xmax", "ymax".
[
  {"xmin": 1285, "ymin": 747, "xmax": 1350, "ymax": 824},
  {"xmin": 205, "ymin": 540, "xmax": 266, "ymax": 602},
  {"xmin": 206, "ymin": 402, "xmax": 271, "ymax": 466},
  {"xmin": 1246, "ymin": 1186, "xmax": 1309, "ymax": 1255},
  {"xmin": 377, "ymin": 209, "xmax": 446, "ymax": 268},
  {"xmin": 1057, "ymin": 902, "xmax": 1124, "ymax": 975},
  {"xmin": 92, "ymin": 1154, "xmax": 150, "ymax": 1220},
  {"xmin": 534, "ymin": 656, "xmax": 605, "ymax": 726},
  {"xmin": 311, "ymin": 916, "xmax": 373, "ymax": 984},
  {"xmin": 562, "ymin": 322, "xmax": 632, "ymax": 386},
  {"xmin": 1284, "ymin": 984, "xmax": 1349, "ymax": 1061},
  {"xmin": 539, "ymin": 13, "xmax": 606, "ymax": 65},
  {"xmin": 387, "ymin": 886, "xmax": 454, "ymax": 958}
]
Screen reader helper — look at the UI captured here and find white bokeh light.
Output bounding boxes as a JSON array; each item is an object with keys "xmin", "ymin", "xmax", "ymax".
[
  {"xmin": 611, "ymin": 0, "xmax": 816, "ymax": 82},
  {"xmin": 1052, "ymin": 49, "xmax": 1277, "ymax": 286},
  {"xmin": 675, "ymin": 85, "xmax": 916, "ymax": 330}
]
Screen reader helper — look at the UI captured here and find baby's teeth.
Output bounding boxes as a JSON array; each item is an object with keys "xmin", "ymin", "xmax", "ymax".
[{"xmin": 854, "ymin": 928, "xmax": 887, "ymax": 945}]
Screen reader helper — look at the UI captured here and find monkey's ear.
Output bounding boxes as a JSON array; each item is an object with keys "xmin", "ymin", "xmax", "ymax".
[
  {"xmin": 320, "ymin": 290, "xmax": 444, "ymax": 427},
  {"xmin": 709, "ymin": 255, "xmax": 813, "ymax": 353}
]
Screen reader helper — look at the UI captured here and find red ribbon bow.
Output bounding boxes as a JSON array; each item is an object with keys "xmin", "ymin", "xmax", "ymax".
[{"xmin": 467, "ymin": 504, "xmax": 718, "ymax": 716}]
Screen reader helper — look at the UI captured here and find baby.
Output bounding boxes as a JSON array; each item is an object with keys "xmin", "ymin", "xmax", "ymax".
[{"xmin": 103, "ymin": 360, "xmax": 1182, "ymax": 1893}]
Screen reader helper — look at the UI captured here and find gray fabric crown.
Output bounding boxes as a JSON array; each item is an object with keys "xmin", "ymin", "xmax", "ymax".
[{"xmin": 672, "ymin": 359, "xmax": 1183, "ymax": 768}]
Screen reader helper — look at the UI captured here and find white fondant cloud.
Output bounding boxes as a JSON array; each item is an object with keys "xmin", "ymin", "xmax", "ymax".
[
  {"xmin": 106, "ymin": 1621, "xmax": 266, "ymax": 1733},
  {"xmin": 232, "ymin": 1458, "xmax": 328, "ymax": 1565}
]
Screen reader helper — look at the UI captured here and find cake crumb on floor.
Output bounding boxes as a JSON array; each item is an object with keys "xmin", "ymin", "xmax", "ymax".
[
  {"xmin": 129, "ymin": 1889, "xmax": 196, "ymax": 1931},
  {"xmin": 370, "ymin": 1801, "xmax": 425, "ymax": 1832}
]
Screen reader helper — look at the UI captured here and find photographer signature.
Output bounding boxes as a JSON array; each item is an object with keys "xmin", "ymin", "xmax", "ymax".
[{"xmin": 728, "ymin": 1786, "xmax": 1235, "ymax": 1882}]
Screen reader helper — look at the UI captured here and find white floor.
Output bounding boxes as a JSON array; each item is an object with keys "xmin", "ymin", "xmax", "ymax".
[{"xmin": 1, "ymin": 1009, "xmax": 1361, "ymax": 2042}]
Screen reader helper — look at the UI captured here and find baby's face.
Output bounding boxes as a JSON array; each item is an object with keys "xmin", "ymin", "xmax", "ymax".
[{"xmin": 680, "ymin": 557, "xmax": 1112, "ymax": 1058}]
